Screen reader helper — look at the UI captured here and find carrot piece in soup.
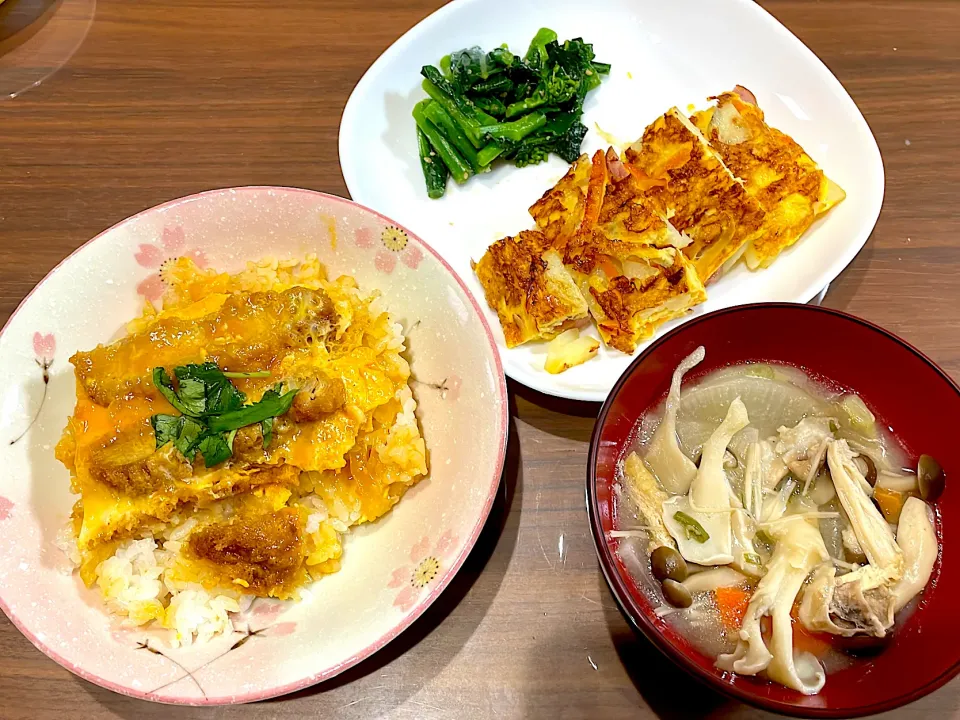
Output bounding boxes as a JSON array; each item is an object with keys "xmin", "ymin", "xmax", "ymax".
[{"xmin": 714, "ymin": 586, "xmax": 751, "ymax": 630}]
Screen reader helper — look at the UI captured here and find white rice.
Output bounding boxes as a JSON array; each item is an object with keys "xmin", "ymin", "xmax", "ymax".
[
  {"xmin": 92, "ymin": 535, "xmax": 244, "ymax": 648},
  {"xmin": 164, "ymin": 589, "xmax": 239, "ymax": 646},
  {"xmin": 96, "ymin": 539, "xmax": 168, "ymax": 626},
  {"xmin": 55, "ymin": 523, "xmax": 81, "ymax": 569}
]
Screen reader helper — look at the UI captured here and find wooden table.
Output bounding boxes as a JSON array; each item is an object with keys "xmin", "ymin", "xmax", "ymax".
[{"xmin": 2, "ymin": 1, "xmax": 959, "ymax": 717}]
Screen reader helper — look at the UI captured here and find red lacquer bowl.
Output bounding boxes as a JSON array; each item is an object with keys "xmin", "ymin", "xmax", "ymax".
[{"xmin": 587, "ymin": 303, "xmax": 960, "ymax": 717}]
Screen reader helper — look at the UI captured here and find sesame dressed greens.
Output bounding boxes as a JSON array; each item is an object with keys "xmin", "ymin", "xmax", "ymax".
[{"xmin": 413, "ymin": 28, "xmax": 610, "ymax": 198}]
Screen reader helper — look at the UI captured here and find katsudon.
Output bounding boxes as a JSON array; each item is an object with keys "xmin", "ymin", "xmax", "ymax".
[
  {"xmin": 55, "ymin": 256, "xmax": 428, "ymax": 645},
  {"xmin": 473, "ymin": 88, "xmax": 844, "ymax": 370}
]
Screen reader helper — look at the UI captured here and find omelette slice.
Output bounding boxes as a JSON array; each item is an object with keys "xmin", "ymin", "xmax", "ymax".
[
  {"xmin": 565, "ymin": 234, "xmax": 706, "ymax": 353},
  {"xmin": 531, "ymin": 149, "xmax": 688, "ymax": 253},
  {"xmin": 624, "ymin": 108, "xmax": 767, "ymax": 283},
  {"xmin": 472, "ymin": 230, "xmax": 588, "ymax": 348},
  {"xmin": 691, "ymin": 88, "xmax": 846, "ymax": 269},
  {"xmin": 596, "ymin": 172, "xmax": 689, "ymax": 251},
  {"xmin": 529, "ymin": 153, "xmax": 592, "ymax": 250}
]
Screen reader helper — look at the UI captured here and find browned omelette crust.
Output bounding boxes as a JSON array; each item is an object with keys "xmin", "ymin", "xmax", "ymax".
[
  {"xmin": 691, "ymin": 91, "xmax": 839, "ymax": 269},
  {"xmin": 552, "ymin": 151, "xmax": 706, "ymax": 353},
  {"xmin": 595, "ymin": 176, "xmax": 684, "ymax": 250},
  {"xmin": 480, "ymin": 149, "xmax": 707, "ymax": 354},
  {"xmin": 472, "ymin": 230, "xmax": 588, "ymax": 348},
  {"xmin": 565, "ymin": 234, "xmax": 706, "ymax": 354},
  {"xmin": 529, "ymin": 155, "xmax": 592, "ymax": 250},
  {"xmin": 624, "ymin": 109, "xmax": 767, "ymax": 282}
]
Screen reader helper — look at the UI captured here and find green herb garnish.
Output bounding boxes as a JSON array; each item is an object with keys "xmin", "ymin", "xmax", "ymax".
[
  {"xmin": 743, "ymin": 552, "xmax": 763, "ymax": 566},
  {"xmin": 260, "ymin": 417, "xmax": 275, "ymax": 449},
  {"xmin": 150, "ymin": 364, "xmax": 295, "ymax": 467},
  {"xmin": 744, "ymin": 363, "xmax": 776, "ymax": 380},
  {"xmin": 673, "ymin": 511, "xmax": 710, "ymax": 543},
  {"xmin": 206, "ymin": 383, "xmax": 297, "ymax": 433}
]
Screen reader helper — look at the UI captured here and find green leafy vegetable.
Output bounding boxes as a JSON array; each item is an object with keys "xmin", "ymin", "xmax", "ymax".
[
  {"xmin": 423, "ymin": 99, "xmax": 483, "ymax": 172},
  {"xmin": 755, "ymin": 529, "xmax": 775, "ymax": 547},
  {"xmin": 477, "ymin": 112, "xmax": 546, "ymax": 143},
  {"xmin": 413, "ymin": 27, "xmax": 609, "ymax": 197},
  {"xmin": 173, "ymin": 416, "xmax": 206, "ymax": 460},
  {"xmin": 413, "ymin": 100, "xmax": 472, "ymax": 184},
  {"xmin": 470, "ymin": 75, "xmax": 513, "ymax": 97},
  {"xmin": 471, "ymin": 95, "xmax": 507, "ymax": 118},
  {"xmin": 196, "ymin": 431, "xmax": 232, "ymax": 467},
  {"xmin": 417, "ymin": 127, "xmax": 449, "ymax": 199},
  {"xmin": 524, "ymin": 27, "xmax": 558, "ymax": 72},
  {"xmin": 673, "ymin": 511, "xmax": 710, "ymax": 543},
  {"xmin": 176, "ymin": 362, "xmax": 247, "ymax": 415},
  {"xmin": 152, "ymin": 363, "xmax": 248, "ymax": 418},
  {"xmin": 206, "ymin": 384, "xmax": 298, "ymax": 433},
  {"xmin": 149, "ymin": 364, "xmax": 296, "ymax": 468},
  {"xmin": 153, "ymin": 367, "xmax": 196, "ymax": 417},
  {"xmin": 151, "ymin": 413, "xmax": 183, "ymax": 448},
  {"xmin": 261, "ymin": 417, "xmax": 275, "ymax": 449},
  {"xmin": 744, "ymin": 363, "xmax": 776, "ymax": 380}
]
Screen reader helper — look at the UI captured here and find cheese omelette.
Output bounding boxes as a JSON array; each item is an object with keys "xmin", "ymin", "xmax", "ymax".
[{"xmin": 55, "ymin": 257, "xmax": 427, "ymax": 645}]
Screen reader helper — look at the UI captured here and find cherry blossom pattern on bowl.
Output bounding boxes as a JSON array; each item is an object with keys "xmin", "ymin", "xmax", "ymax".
[
  {"xmin": 388, "ymin": 530, "xmax": 460, "ymax": 612},
  {"xmin": 8, "ymin": 332, "xmax": 57, "ymax": 446},
  {"xmin": 354, "ymin": 226, "xmax": 424, "ymax": 274},
  {"xmin": 0, "ymin": 186, "xmax": 508, "ymax": 705},
  {"xmin": 135, "ymin": 225, "xmax": 209, "ymax": 302}
]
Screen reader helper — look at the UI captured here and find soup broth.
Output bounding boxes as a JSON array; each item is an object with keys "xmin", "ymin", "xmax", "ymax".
[{"xmin": 613, "ymin": 349, "xmax": 940, "ymax": 696}]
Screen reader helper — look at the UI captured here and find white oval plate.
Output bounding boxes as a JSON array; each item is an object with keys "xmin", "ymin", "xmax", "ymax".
[
  {"xmin": 0, "ymin": 187, "xmax": 508, "ymax": 704},
  {"xmin": 339, "ymin": 0, "xmax": 884, "ymax": 402}
]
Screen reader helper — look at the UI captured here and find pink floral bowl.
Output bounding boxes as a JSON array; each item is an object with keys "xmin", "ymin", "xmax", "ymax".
[{"xmin": 0, "ymin": 187, "xmax": 508, "ymax": 704}]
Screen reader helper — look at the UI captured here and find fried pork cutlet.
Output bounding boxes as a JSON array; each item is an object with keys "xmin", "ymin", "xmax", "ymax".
[
  {"xmin": 472, "ymin": 230, "xmax": 588, "ymax": 348},
  {"xmin": 624, "ymin": 109, "xmax": 767, "ymax": 283},
  {"xmin": 691, "ymin": 88, "xmax": 846, "ymax": 269}
]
